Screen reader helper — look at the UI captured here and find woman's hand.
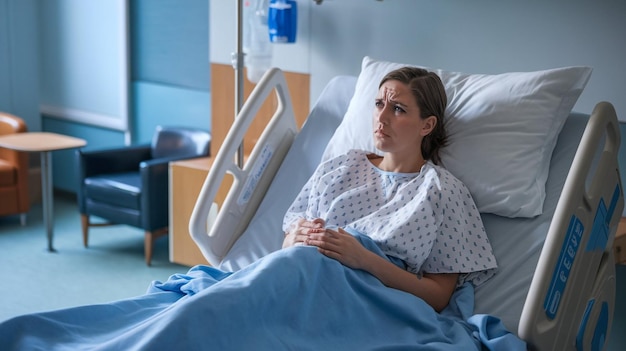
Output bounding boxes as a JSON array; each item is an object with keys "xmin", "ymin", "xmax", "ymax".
[
  {"xmin": 282, "ymin": 218, "xmax": 325, "ymax": 249},
  {"xmin": 305, "ymin": 227, "xmax": 369, "ymax": 270}
]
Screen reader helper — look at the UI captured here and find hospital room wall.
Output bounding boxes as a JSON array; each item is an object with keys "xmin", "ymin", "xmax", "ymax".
[
  {"xmin": 305, "ymin": 0, "xmax": 626, "ymax": 122},
  {"xmin": 211, "ymin": 0, "xmax": 626, "ymax": 200},
  {"xmin": 0, "ymin": 0, "xmax": 40, "ymax": 132},
  {"xmin": 210, "ymin": 1, "xmax": 626, "ymax": 123}
]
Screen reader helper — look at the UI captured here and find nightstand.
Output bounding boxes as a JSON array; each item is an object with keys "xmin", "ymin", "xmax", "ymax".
[
  {"xmin": 169, "ymin": 157, "xmax": 213, "ymax": 266},
  {"xmin": 615, "ymin": 217, "xmax": 626, "ymax": 264}
]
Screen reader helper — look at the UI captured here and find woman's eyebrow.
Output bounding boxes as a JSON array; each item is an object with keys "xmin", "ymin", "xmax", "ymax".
[
  {"xmin": 375, "ymin": 95, "xmax": 409, "ymax": 109},
  {"xmin": 389, "ymin": 99, "xmax": 408, "ymax": 108}
]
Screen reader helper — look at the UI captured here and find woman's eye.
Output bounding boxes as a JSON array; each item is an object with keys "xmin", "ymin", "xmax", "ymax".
[
  {"xmin": 375, "ymin": 100, "xmax": 384, "ymax": 108},
  {"xmin": 394, "ymin": 105, "xmax": 406, "ymax": 113}
]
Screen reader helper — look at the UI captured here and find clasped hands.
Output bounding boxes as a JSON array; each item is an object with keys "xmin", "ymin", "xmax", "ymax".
[{"xmin": 282, "ymin": 218, "xmax": 368, "ymax": 270}]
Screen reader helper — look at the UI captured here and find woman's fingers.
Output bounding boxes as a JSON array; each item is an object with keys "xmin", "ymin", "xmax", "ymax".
[
  {"xmin": 311, "ymin": 218, "xmax": 326, "ymax": 227},
  {"xmin": 306, "ymin": 230, "xmax": 339, "ymax": 249},
  {"xmin": 285, "ymin": 218, "xmax": 331, "ymax": 248}
]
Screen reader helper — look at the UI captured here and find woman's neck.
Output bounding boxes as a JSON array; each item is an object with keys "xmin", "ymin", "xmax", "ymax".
[{"xmin": 368, "ymin": 154, "xmax": 426, "ymax": 173}]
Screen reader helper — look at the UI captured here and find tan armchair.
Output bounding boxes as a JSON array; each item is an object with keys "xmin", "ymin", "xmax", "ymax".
[{"xmin": 0, "ymin": 112, "xmax": 29, "ymax": 224}]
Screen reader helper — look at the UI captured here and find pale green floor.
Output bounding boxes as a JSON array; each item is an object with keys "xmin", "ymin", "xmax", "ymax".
[{"xmin": 0, "ymin": 192, "xmax": 188, "ymax": 321}]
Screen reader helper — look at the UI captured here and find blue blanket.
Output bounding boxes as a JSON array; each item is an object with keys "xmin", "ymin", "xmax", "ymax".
[{"xmin": 0, "ymin": 235, "xmax": 525, "ymax": 350}]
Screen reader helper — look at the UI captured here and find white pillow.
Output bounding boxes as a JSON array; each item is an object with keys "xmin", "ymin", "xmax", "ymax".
[{"xmin": 322, "ymin": 56, "xmax": 592, "ymax": 218}]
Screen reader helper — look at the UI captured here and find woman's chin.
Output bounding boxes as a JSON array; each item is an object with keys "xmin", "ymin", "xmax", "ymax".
[{"xmin": 373, "ymin": 140, "xmax": 388, "ymax": 152}]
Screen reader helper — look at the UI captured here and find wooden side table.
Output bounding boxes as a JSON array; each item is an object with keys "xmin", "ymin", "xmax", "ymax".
[
  {"xmin": 615, "ymin": 217, "xmax": 626, "ymax": 264},
  {"xmin": 169, "ymin": 156, "xmax": 241, "ymax": 267},
  {"xmin": 0, "ymin": 132, "xmax": 86, "ymax": 251},
  {"xmin": 169, "ymin": 157, "xmax": 211, "ymax": 266}
]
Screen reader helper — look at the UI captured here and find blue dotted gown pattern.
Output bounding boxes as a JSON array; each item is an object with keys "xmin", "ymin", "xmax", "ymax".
[{"xmin": 283, "ymin": 149, "xmax": 497, "ymax": 286}]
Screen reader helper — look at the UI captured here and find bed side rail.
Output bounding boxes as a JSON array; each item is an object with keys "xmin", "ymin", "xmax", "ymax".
[
  {"xmin": 519, "ymin": 102, "xmax": 623, "ymax": 351},
  {"xmin": 189, "ymin": 68, "xmax": 298, "ymax": 266}
]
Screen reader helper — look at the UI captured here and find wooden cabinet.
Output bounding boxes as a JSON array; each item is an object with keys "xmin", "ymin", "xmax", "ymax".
[
  {"xmin": 169, "ymin": 157, "xmax": 212, "ymax": 266},
  {"xmin": 210, "ymin": 63, "xmax": 310, "ymax": 154},
  {"xmin": 169, "ymin": 156, "xmax": 237, "ymax": 266}
]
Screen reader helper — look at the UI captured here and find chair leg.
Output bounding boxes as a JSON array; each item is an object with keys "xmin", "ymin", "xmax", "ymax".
[
  {"xmin": 144, "ymin": 228, "xmax": 168, "ymax": 266},
  {"xmin": 81, "ymin": 214, "xmax": 89, "ymax": 247},
  {"xmin": 19, "ymin": 213, "xmax": 26, "ymax": 226},
  {"xmin": 144, "ymin": 232, "xmax": 153, "ymax": 266}
]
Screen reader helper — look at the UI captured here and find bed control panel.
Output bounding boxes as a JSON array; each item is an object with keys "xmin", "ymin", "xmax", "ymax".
[{"xmin": 544, "ymin": 214, "xmax": 584, "ymax": 320}]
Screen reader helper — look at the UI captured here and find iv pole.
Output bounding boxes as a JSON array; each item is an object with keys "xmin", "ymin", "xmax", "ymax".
[{"xmin": 233, "ymin": 0, "xmax": 245, "ymax": 168}]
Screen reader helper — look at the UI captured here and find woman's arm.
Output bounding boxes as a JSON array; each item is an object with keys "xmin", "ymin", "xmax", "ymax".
[
  {"xmin": 306, "ymin": 228, "xmax": 458, "ymax": 312},
  {"xmin": 359, "ymin": 250, "xmax": 458, "ymax": 312}
]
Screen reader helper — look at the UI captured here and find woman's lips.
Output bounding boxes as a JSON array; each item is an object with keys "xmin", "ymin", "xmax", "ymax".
[{"xmin": 375, "ymin": 129, "xmax": 388, "ymax": 138}]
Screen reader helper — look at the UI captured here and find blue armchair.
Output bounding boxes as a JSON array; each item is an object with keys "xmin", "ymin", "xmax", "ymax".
[{"xmin": 76, "ymin": 126, "xmax": 211, "ymax": 265}]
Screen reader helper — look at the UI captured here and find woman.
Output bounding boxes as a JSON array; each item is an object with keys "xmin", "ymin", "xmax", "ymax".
[{"xmin": 282, "ymin": 67, "xmax": 496, "ymax": 312}]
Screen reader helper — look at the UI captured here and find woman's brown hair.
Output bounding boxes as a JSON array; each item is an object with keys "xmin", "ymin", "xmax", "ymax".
[{"xmin": 379, "ymin": 67, "xmax": 448, "ymax": 164}]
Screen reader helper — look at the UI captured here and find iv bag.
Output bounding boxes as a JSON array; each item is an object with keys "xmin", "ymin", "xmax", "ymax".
[
  {"xmin": 243, "ymin": 0, "xmax": 272, "ymax": 83},
  {"xmin": 268, "ymin": 0, "xmax": 297, "ymax": 43}
]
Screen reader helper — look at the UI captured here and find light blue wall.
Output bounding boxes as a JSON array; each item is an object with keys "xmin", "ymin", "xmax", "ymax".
[
  {"xmin": 132, "ymin": 82, "xmax": 210, "ymax": 143},
  {"xmin": 131, "ymin": 0, "xmax": 209, "ymax": 92},
  {"xmin": 130, "ymin": 0, "xmax": 210, "ymax": 143},
  {"xmin": 39, "ymin": 0, "xmax": 127, "ymax": 130},
  {"xmin": 209, "ymin": 1, "xmax": 626, "ymax": 119},
  {"xmin": 37, "ymin": 0, "xmax": 209, "ymax": 192},
  {"xmin": 0, "ymin": 0, "xmax": 40, "ymax": 132},
  {"xmin": 307, "ymin": 0, "xmax": 626, "ymax": 121}
]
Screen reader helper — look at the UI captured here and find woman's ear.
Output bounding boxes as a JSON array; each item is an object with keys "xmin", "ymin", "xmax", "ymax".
[{"xmin": 421, "ymin": 116, "xmax": 437, "ymax": 136}]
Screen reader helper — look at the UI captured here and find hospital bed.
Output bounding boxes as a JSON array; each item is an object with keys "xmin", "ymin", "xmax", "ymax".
[{"xmin": 190, "ymin": 63, "xmax": 623, "ymax": 350}]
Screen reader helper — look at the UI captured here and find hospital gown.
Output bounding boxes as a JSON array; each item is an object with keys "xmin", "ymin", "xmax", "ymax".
[{"xmin": 283, "ymin": 149, "xmax": 498, "ymax": 286}]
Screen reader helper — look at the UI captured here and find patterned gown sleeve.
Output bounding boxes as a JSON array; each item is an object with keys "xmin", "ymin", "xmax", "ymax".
[
  {"xmin": 421, "ymin": 169, "xmax": 498, "ymax": 286},
  {"xmin": 281, "ymin": 156, "xmax": 336, "ymax": 232}
]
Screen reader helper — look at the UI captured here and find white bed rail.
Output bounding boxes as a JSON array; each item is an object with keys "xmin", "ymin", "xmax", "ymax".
[
  {"xmin": 189, "ymin": 68, "xmax": 298, "ymax": 266},
  {"xmin": 519, "ymin": 102, "xmax": 623, "ymax": 351}
]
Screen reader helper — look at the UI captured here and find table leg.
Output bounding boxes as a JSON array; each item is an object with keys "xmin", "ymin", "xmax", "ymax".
[{"xmin": 41, "ymin": 151, "xmax": 56, "ymax": 252}]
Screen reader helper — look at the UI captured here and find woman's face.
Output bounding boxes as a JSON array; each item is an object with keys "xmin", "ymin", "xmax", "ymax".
[{"xmin": 372, "ymin": 80, "xmax": 434, "ymax": 155}]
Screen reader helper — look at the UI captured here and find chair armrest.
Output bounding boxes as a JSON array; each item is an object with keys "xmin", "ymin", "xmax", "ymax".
[
  {"xmin": 138, "ymin": 155, "xmax": 206, "ymax": 230},
  {"xmin": 140, "ymin": 155, "xmax": 203, "ymax": 168},
  {"xmin": 138, "ymin": 157, "xmax": 171, "ymax": 231},
  {"xmin": 0, "ymin": 147, "xmax": 30, "ymax": 212},
  {"xmin": 77, "ymin": 144, "xmax": 151, "ymax": 178}
]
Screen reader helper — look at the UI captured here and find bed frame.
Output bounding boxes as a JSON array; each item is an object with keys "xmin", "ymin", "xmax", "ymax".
[
  {"xmin": 190, "ymin": 68, "xmax": 623, "ymax": 351},
  {"xmin": 519, "ymin": 100, "xmax": 623, "ymax": 350},
  {"xmin": 190, "ymin": 69, "xmax": 297, "ymax": 263}
]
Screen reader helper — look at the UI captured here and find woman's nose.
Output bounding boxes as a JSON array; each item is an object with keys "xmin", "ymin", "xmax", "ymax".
[{"xmin": 376, "ymin": 107, "xmax": 389, "ymax": 125}]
